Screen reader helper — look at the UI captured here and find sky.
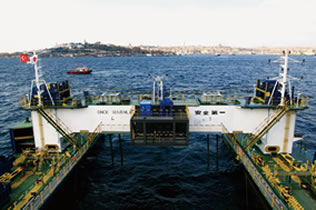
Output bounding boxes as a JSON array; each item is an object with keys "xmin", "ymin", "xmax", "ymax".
[{"xmin": 0, "ymin": 0, "xmax": 315, "ymax": 52}]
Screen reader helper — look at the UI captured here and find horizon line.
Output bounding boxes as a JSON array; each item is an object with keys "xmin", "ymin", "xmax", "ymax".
[{"xmin": 1, "ymin": 42, "xmax": 316, "ymax": 54}]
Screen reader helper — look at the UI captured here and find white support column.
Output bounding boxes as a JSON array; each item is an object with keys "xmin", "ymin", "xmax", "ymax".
[
  {"xmin": 160, "ymin": 79, "xmax": 163, "ymax": 100},
  {"xmin": 33, "ymin": 54, "xmax": 42, "ymax": 106},
  {"xmin": 280, "ymin": 51, "xmax": 289, "ymax": 106},
  {"xmin": 153, "ymin": 80, "xmax": 156, "ymax": 104}
]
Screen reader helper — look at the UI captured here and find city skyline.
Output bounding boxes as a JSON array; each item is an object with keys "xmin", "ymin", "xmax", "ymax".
[{"xmin": 1, "ymin": 0, "xmax": 315, "ymax": 53}]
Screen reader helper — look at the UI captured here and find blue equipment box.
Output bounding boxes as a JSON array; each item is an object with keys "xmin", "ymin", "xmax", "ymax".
[{"xmin": 140, "ymin": 100, "xmax": 152, "ymax": 117}]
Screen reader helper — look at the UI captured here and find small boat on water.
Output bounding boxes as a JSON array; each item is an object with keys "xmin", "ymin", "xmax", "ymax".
[{"xmin": 67, "ymin": 67, "xmax": 92, "ymax": 74}]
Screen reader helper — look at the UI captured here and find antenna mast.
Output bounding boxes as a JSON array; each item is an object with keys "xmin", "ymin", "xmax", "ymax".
[
  {"xmin": 27, "ymin": 52, "xmax": 55, "ymax": 106},
  {"xmin": 149, "ymin": 74, "xmax": 168, "ymax": 104},
  {"xmin": 280, "ymin": 51, "xmax": 289, "ymax": 106},
  {"xmin": 269, "ymin": 51, "xmax": 303, "ymax": 106}
]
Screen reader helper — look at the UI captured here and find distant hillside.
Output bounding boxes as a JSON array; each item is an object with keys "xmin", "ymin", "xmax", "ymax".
[
  {"xmin": 0, "ymin": 42, "xmax": 175, "ymax": 58},
  {"xmin": 2, "ymin": 42, "xmax": 315, "ymax": 58}
]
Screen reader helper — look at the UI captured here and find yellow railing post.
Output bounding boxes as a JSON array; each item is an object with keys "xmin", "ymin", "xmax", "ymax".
[
  {"xmin": 23, "ymin": 97, "xmax": 26, "ymax": 106},
  {"xmin": 301, "ymin": 96, "xmax": 305, "ymax": 108},
  {"xmin": 185, "ymin": 105, "xmax": 189, "ymax": 118}
]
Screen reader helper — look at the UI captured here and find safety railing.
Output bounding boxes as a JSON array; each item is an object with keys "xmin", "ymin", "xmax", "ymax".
[
  {"xmin": 252, "ymin": 95, "xmax": 309, "ymax": 108},
  {"xmin": 38, "ymin": 108, "xmax": 78, "ymax": 147},
  {"xmin": 221, "ymin": 123, "xmax": 237, "ymax": 146},
  {"xmin": 199, "ymin": 93, "xmax": 241, "ymax": 105},
  {"xmin": 245, "ymin": 106, "xmax": 288, "ymax": 151},
  {"xmin": 87, "ymin": 122, "xmax": 102, "ymax": 144},
  {"xmin": 11, "ymin": 152, "xmax": 69, "ymax": 210},
  {"xmin": 19, "ymin": 96, "xmax": 84, "ymax": 108},
  {"xmin": 133, "ymin": 108, "xmax": 189, "ymax": 120},
  {"xmin": 19, "ymin": 90, "xmax": 309, "ymax": 109},
  {"xmin": 294, "ymin": 95, "xmax": 309, "ymax": 108}
]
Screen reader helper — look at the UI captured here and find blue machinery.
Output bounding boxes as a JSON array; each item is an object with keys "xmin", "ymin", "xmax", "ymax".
[{"xmin": 131, "ymin": 75, "xmax": 188, "ymax": 146}]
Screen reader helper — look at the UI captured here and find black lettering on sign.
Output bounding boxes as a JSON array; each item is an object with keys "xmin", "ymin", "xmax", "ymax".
[
  {"xmin": 97, "ymin": 110, "xmax": 108, "ymax": 114},
  {"xmin": 203, "ymin": 111, "xmax": 209, "ymax": 115},
  {"xmin": 195, "ymin": 110, "xmax": 201, "ymax": 115},
  {"xmin": 112, "ymin": 110, "xmax": 128, "ymax": 114}
]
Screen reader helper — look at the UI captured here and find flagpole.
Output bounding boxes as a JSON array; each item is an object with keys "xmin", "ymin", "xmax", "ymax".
[
  {"xmin": 31, "ymin": 52, "xmax": 42, "ymax": 106},
  {"xmin": 20, "ymin": 52, "xmax": 55, "ymax": 107},
  {"xmin": 280, "ymin": 51, "xmax": 288, "ymax": 106}
]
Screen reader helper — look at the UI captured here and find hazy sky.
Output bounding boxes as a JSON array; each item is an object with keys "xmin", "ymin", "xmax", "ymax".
[{"xmin": 1, "ymin": 0, "xmax": 315, "ymax": 52}]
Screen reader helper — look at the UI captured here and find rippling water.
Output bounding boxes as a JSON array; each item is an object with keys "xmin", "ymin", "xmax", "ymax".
[{"xmin": 1, "ymin": 55, "xmax": 315, "ymax": 209}]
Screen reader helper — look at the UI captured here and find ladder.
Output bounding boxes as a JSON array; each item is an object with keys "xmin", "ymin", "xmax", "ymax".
[
  {"xmin": 221, "ymin": 123, "xmax": 237, "ymax": 147},
  {"xmin": 245, "ymin": 106, "xmax": 289, "ymax": 151},
  {"xmin": 87, "ymin": 123, "xmax": 102, "ymax": 144},
  {"xmin": 38, "ymin": 107, "xmax": 78, "ymax": 147}
]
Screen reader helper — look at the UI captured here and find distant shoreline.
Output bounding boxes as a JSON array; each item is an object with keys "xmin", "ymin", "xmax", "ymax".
[{"xmin": 1, "ymin": 42, "xmax": 315, "ymax": 58}]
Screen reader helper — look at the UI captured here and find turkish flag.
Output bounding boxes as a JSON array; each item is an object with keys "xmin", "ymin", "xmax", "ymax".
[{"xmin": 20, "ymin": 54, "xmax": 29, "ymax": 63}]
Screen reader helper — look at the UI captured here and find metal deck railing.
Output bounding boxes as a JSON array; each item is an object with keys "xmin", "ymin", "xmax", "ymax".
[
  {"xmin": 19, "ymin": 90, "xmax": 310, "ymax": 109},
  {"xmin": 245, "ymin": 106, "xmax": 288, "ymax": 151},
  {"xmin": 38, "ymin": 108, "xmax": 78, "ymax": 147}
]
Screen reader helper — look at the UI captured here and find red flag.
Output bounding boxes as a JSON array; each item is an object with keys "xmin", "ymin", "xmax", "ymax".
[{"xmin": 20, "ymin": 54, "xmax": 29, "ymax": 63}]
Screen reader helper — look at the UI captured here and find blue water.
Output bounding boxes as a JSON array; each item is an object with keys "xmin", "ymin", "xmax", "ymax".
[{"xmin": 1, "ymin": 55, "xmax": 316, "ymax": 209}]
